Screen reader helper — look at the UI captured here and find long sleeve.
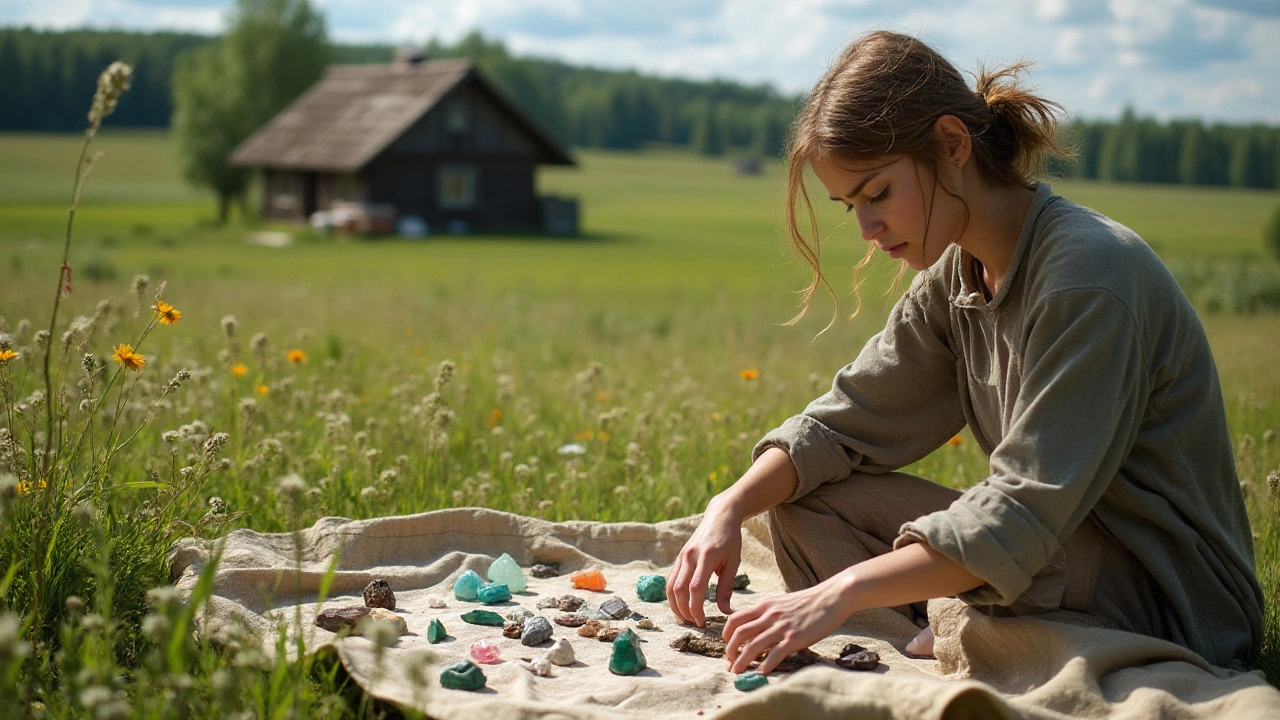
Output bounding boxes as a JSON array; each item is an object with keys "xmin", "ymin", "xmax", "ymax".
[
  {"xmin": 896, "ymin": 287, "xmax": 1151, "ymax": 607},
  {"xmin": 752, "ymin": 275, "xmax": 966, "ymax": 503}
]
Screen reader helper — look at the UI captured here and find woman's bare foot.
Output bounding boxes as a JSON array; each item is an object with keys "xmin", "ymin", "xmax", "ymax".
[{"xmin": 905, "ymin": 625, "xmax": 935, "ymax": 658}]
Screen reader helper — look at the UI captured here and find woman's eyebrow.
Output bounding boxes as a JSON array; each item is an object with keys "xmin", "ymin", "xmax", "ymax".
[{"xmin": 829, "ymin": 170, "xmax": 882, "ymax": 201}]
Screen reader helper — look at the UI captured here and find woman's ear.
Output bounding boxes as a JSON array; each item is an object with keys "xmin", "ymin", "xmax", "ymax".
[{"xmin": 935, "ymin": 115, "xmax": 971, "ymax": 169}]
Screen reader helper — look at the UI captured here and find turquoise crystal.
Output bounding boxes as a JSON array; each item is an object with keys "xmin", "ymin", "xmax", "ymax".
[
  {"xmin": 427, "ymin": 618, "xmax": 447, "ymax": 643},
  {"xmin": 608, "ymin": 628, "xmax": 647, "ymax": 675},
  {"xmin": 439, "ymin": 660, "xmax": 486, "ymax": 691},
  {"xmin": 735, "ymin": 671, "xmax": 769, "ymax": 692},
  {"xmin": 453, "ymin": 569, "xmax": 482, "ymax": 601},
  {"xmin": 636, "ymin": 574, "xmax": 666, "ymax": 602},
  {"xmin": 487, "ymin": 552, "xmax": 527, "ymax": 593},
  {"xmin": 477, "ymin": 582, "xmax": 511, "ymax": 605},
  {"xmin": 461, "ymin": 609, "xmax": 505, "ymax": 626}
]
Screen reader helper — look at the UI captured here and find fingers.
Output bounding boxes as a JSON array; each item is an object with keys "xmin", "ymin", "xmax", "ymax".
[
  {"xmin": 686, "ymin": 560, "xmax": 716, "ymax": 628},
  {"xmin": 727, "ymin": 619, "xmax": 787, "ymax": 674},
  {"xmin": 721, "ymin": 602, "xmax": 764, "ymax": 663},
  {"xmin": 714, "ymin": 561, "xmax": 737, "ymax": 616},
  {"xmin": 667, "ymin": 547, "xmax": 714, "ymax": 627},
  {"xmin": 665, "ymin": 554, "xmax": 686, "ymax": 622}
]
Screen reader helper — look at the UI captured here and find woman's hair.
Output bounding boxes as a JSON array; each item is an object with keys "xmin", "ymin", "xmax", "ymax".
[{"xmin": 783, "ymin": 30, "xmax": 1072, "ymax": 325}]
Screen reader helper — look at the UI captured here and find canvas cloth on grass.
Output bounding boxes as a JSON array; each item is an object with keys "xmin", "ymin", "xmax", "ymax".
[{"xmin": 169, "ymin": 507, "xmax": 1280, "ymax": 719}]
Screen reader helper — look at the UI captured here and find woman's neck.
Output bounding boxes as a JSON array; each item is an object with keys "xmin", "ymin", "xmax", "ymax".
[{"xmin": 956, "ymin": 182, "xmax": 1037, "ymax": 299}]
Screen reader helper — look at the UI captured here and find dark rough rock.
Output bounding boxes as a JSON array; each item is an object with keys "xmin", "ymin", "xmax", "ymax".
[
  {"xmin": 752, "ymin": 648, "xmax": 824, "ymax": 673},
  {"xmin": 521, "ymin": 616, "xmax": 554, "ymax": 646},
  {"xmin": 362, "ymin": 579, "xmax": 396, "ymax": 610},
  {"xmin": 530, "ymin": 563, "xmax": 560, "ymax": 578},
  {"xmin": 732, "ymin": 574, "xmax": 751, "ymax": 591},
  {"xmin": 600, "ymin": 597, "xmax": 631, "ymax": 620},
  {"xmin": 503, "ymin": 620, "xmax": 524, "ymax": 639},
  {"xmin": 670, "ymin": 632, "xmax": 726, "ymax": 658},
  {"xmin": 554, "ymin": 613, "xmax": 588, "ymax": 628},
  {"xmin": 836, "ymin": 650, "xmax": 881, "ymax": 672},
  {"xmin": 315, "ymin": 606, "xmax": 370, "ymax": 633}
]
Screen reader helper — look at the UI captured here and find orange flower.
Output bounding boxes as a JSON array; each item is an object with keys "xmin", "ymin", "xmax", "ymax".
[
  {"xmin": 152, "ymin": 300, "xmax": 180, "ymax": 325},
  {"xmin": 740, "ymin": 368, "xmax": 760, "ymax": 381},
  {"xmin": 487, "ymin": 408, "xmax": 503, "ymax": 428},
  {"xmin": 596, "ymin": 391, "xmax": 608, "ymax": 401},
  {"xmin": 112, "ymin": 343, "xmax": 145, "ymax": 371},
  {"xmin": 230, "ymin": 363, "xmax": 248, "ymax": 376},
  {"xmin": 0, "ymin": 348, "xmax": 18, "ymax": 364},
  {"xmin": 575, "ymin": 430, "xmax": 594, "ymax": 441},
  {"xmin": 256, "ymin": 384, "xmax": 269, "ymax": 395},
  {"xmin": 947, "ymin": 435, "xmax": 964, "ymax": 447},
  {"xmin": 286, "ymin": 349, "xmax": 307, "ymax": 364},
  {"xmin": 15, "ymin": 479, "xmax": 48, "ymax": 494}
]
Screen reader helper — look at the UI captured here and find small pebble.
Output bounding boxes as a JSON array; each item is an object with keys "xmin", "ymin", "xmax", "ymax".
[
  {"xmin": 427, "ymin": 596, "xmax": 448, "ymax": 609},
  {"xmin": 503, "ymin": 620, "xmax": 524, "ymax": 639},
  {"xmin": 554, "ymin": 613, "xmax": 588, "ymax": 627},
  {"xmin": 427, "ymin": 618, "xmax": 447, "ymax": 643},
  {"xmin": 596, "ymin": 627, "xmax": 623, "ymax": 642},
  {"xmin": 836, "ymin": 650, "xmax": 881, "ymax": 672},
  {"xmin": 362, "ymin": 579, "xmax": 396, "ymax": 610},
  {"xmin": 732, "ymin": 573, "xmax": 751, "ymax": 591},
  {"xmin": 360, "ymin": 607, "xmax": 407, "ymax": 636},
  {"xmin": 506, "ymin": 607, "xmax": 535, "ymax": 622},
  {"xmin": 600, "ymin": 597, "xmax": 631, "ymax": 620},
  {"xmin": 636, "ymin": 619, "xmax": 657, "ymax": 630},
  {"xmin": 314, "ymin": 606, "xmax": 370, "ymax": 633},
  {"xmin": 530, "ymin": 563, "xmax": 560, "ymax": 578},
  {"xmin": 521, "ymin": 616, "xmax": 554, "ymax": 646},
  {"xmin": 578, "ymin": 619, "xmax": 605, "ymax": 637},
  {"xmin": 545, "ymin": 638, "xmax": 576, "ymax": 666},
  {"xmin": 735, "ymin": 671, "xmax": 769, "ymax": 692},
  {"xmin": 524, "ymin": 657, "xmax": 553, "ymax": 676}
]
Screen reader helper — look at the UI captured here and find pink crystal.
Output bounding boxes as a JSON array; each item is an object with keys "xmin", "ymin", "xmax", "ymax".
[{"xmin": 470, "ymin": 640, "xmax": 502, "ymax": 664}]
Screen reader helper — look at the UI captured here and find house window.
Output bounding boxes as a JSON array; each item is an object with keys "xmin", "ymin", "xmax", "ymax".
[
  {"xmin": 438, "ymin": 164, "xmax": 478, "ymax": 209},
  {"xmin": 446, "ymin": 98, "xmax": 469, "ymax": 133}
]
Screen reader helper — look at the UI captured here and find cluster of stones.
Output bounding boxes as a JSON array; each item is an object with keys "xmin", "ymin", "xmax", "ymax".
[{"xmin": 312, "ymin": 579, "xmax": 409, "ymax": 638}]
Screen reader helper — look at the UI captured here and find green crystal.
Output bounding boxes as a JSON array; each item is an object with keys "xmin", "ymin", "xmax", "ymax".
[
  {"xmin": 427, "ymin": 618, "xmax": 447, "ymax": 644},
  {"xmin": 735, "ymin": 671, "xmax": 769, "ymax": 692},
  {"xmin": 461, "ymin": 609, "xmax": 505, "ymax": 626},
  {"xmin": 477, "ymin": 582, "xmax": 511, "ymax": 605},
  {"xmin": 636, "ymin": 574, "xmax": 666, "ymax": 602},
  {"xmin": 453, "ymin": 569, "xmax": 482, "ymax": 601},
  {"xmin": 439, "ymin": 660, "xmax": 486, "ymax": 691},
  {"xmin": 608, "ymin": 628, "xmax": 647, "ymax": 675},
  {"xmin": 487, "ymin": 552, "xmax": 526, "ymax": 593}
]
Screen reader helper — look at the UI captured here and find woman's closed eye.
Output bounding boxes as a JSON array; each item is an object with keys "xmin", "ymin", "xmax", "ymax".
[{"xmin": 867, "ymin": 187, "xmax": 889, "ymax": 204}]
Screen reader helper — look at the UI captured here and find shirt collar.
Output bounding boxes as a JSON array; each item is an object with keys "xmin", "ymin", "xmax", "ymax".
[{"xmin": 951, "ymin": 182, "xmax": 1055, "ymax": 312}]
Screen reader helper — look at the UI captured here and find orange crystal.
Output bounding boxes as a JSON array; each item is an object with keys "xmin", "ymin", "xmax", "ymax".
[{"xmin": 570, "ymin": 569, "xmax": 607, "ymax": 591}]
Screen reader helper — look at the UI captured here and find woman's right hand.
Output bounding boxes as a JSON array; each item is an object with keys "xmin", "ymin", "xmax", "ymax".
[{"xmin": 667, "ymin": 498, "xmax": 743, "ymax": 627}]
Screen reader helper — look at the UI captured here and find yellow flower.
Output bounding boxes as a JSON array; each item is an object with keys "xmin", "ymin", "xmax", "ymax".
[
  {"xmin": 740, "ymin": 368, "xmax": 760, "ymax": 381},
  {"xmin": 0, "ymin": 348, "xmax": 18, "ymax": 363},
  {"xmin": 112, "ymin": 343, "xmax": 145, "ymax": 371},
  {"xmin": 286, "ymin": 349, "xmax": 307, "ymax": 364},
  {"xmin": 947, "ymin": 435, "xmax": 964, "ymax": 447},
  {"xmin": 256, "ymin": 384, "xmax": 269, "ymax": 395},
  {"xmin": 596, "ymin": 391, "xmax": 608, "ymax": 401},
  {"xmin": 575, "ymin": 430, "xmax": 594, "ymax": 441},
  {"xmin": 15, "ymin": 479, "xmax": 48, "ymax": 494},
  {"xmin": 230, "ymin": 363, "xmax": 248, "ymax": 376},
  {"xmin": 487, "ymin": 408, "xmax": 503, "ymax": 428},
  {"xmin": 152, "ymin": 300, "xmax": 180, "ymax": 325}
]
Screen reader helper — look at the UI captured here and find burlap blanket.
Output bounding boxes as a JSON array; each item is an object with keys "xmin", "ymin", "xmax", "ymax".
[{"xmin": 169, "ymin": 508, "xmax": 1280, "ymax": 718}]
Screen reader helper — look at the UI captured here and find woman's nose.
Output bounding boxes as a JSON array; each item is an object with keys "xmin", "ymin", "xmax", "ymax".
[{"xmin": 858, "ymin": 214, "xmax": 884, "ymax": 241}]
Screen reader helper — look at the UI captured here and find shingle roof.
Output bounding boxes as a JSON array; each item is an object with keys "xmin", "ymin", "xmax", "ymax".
[{"xmin": 229, "ymin": 58, "xmax": 572, "ymax": 172}]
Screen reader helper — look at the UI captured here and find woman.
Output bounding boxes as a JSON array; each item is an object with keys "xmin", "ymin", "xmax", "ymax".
[{"xmin": 665, "ymin": 30, "xmax": 1262, "ymax": 675}]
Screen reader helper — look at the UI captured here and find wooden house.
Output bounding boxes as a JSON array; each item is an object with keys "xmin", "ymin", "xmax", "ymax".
[{"xmin": 229, "ymin": 55, "xmax": 577, "ymax": 234}]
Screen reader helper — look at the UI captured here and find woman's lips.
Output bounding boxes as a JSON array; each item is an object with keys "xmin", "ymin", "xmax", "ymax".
[{"xmin": 885, "ymin": 243, "xmax": 907, "ymax": 258}]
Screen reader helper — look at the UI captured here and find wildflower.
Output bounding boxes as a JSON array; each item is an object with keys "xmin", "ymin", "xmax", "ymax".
[
  {"xmin": 0, "ymin": 348, "xmax": 17, "ymax": 364},
  {"xmin": 1268, "ymin": 471, "xmax": 1280, "ymax": 498},
  {"xmin": 207, "ymin": 496, "xmax": 227, "ymax": 515},
  {"xmin": 435, "ymin": 360, "xmax": 456, "ymax": 392},
  {"xmin": 740, "ymin": 369, "xmax": 760, "ymax": 381},
  {"xmin": 597, "ymin": 391, "xmax": 608, "ymax": 401},
  {"xmin": 153, "ymin": 300, "xmax": 180, "ymax": 325},
  {"xmin": 15, "ymin": 479, "xmax": 48, "ymax": 494},
  {"xmin": 947, "ymin": 435, "xmax": 964, "ymax": 447},
  {"xmin": 81, "ymin": 353, "xmax": 96, "ymax": 376},
  {"xmin": 165, "ymin": 368, "xmax": 191, "ymax": 393},
  {"xmin": 250, "ymin": 332, "xmax": 269, "ymax": 363},
  {"xmin": 286, "ymin": 349, "xmax": 306, "ymax": 364},
  {"xmin": 487, "ymin": 408, "xmax": 503, "ymax": 428},
  {"xmin": 220, "ymin": 314, "xmax": 239, "ymax": 340},
  {"xmin": 276, "ymin": 473, "xmax": 308, "ymax": 502},
  {"xmin": 230, "ymin": 363, "xmax": 247, "ymax": 376},
  {"xmin": 112, "ymin": 343, "xmax": 145, "ymax": 371},
  {"xmin": 256, "ymin": 384, "xmax": 269, "ymax": 395},
  {"xmin": 88, "ymin": 60, "xmax": 133, "ymax": 125},
  {"xmin": 664, "ymin": 496, "xmax": 683, "ymax": 515},
  {"xmin": 203, "ymin": 432, "xmax": 229, "ymax": 458},
  {"xmin": 131, "ymin": 274, "xmax": 149, "ymax": 302},
  {"xmin": 557, "ymin": 443, "xmax": 586, "ymax": 456}
]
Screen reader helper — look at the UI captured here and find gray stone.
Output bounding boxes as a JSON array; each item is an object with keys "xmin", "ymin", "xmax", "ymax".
[
  {"xmin": 530, "ymin": 563, "xmax": 560, "ymax": 578},
  {"xmin": 599, "ymin": 597, "xmax": 630, "ymax": 620},
  {"xmin": 521, "ymin": 616, "xmax": 554, "ymax": 646}
]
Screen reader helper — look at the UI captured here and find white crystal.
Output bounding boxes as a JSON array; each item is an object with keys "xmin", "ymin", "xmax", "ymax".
[{"xmin": 427, "ymin": 596, "xmax": 447, "ymax": 609}]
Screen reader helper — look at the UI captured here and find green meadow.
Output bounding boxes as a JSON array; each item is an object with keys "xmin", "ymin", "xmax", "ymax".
[{"xmin": 2, "ymin": 129, "xmax": 1280, "ymax": 714}]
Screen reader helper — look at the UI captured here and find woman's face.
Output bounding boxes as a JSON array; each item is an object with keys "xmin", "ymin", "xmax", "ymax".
[{"xmin": 810, "ymin": 154, "xmax": 958, "ymax": 271}]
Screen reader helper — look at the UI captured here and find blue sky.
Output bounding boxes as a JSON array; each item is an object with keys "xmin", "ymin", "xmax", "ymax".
[{"xmin": 3, "ymin": 0, "xmax": 1278, "ymax": 123}]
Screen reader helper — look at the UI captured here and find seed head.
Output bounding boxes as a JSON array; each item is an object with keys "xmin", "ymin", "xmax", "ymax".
[
  {"xmin": 88, "ymin": 61, "xmax": 133, "ymax": 125},
  {"xmin": 221, "ymin": 315, "xmax": 239, "ymax": 341},
  {"xmin": 1268, "ymin": 471, "xmax": 1280, "ymax": 498},
  {"xmin": 434, "ymin": 359, "xmax": 456, "ymax": 392},
  {"xmin": 203, "ymin": 432, "xmax": 229, "ymax": 458}
]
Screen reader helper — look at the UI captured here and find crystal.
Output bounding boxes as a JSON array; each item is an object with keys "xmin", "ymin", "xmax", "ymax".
[
  {"xmin": 570, "ymin": 569, "xmax": 606, "ymax": 591},
  {"xmin": 453, "ymin": 569, "xmax": 482, "ymax": 601},
  {"xmin": 733, "ymin": 573, "xmax": 751, "ymax": 591},
  {"xmin": 608, "ymin": 628, "xmax": 647, "ymax": 675},
  {"xmin": 461, "ymin": 609, "xmax": 505, "ymax": 626},
  {"xmin": 427, "ymin": 596, "xmax": 447, "ymax": 609},
  {"xmin": 314, "ymin": 606, "xmax": 369, "ymax": 633},
  {"xmin": 577, "ymin": 619, "xmax": 604, "ymax": 637},
  {"xmin": 545, "ymin": 638, "xmax": 576, "ymax": 666},
  {"xmin": 836, "ymin": 649, "xmax": 881, "ymax": 671},
  {"xmin": 636, "ymin": 575, "xmax": 667, "ymax": 602},
  {"xmin": 487, "ymin": 552, "xmax": 527, "ymax": 593},
  {"xmin": 470, "ymin": 639, "xmax": 502, "ymax": 663},
  {"xmin": 503, "ymin": 620, "xmax": 524, "ymax": 639},
  {"xmin": 439, "ymin": 660, "xmax": 486, "ymax": 691},
  {"xmin": 477, "ymin": 582, "xmax": 511, "ymax": 605},
  {"xmin": 599, "ymin": 597, "xmax": 630, "ymax": 620},
  {"xmin": 521, "ymin": 616, "xmax": 554, "ymax": 646},
  {"xmin": 735, "ymin": 671, "xmax": 769, "ymax": 692},
  {"xmin": 427, "ymin": 618, "xmax": 447, "ymax": 643},
  {"xmin": 530, "ymin": 563, "xmax": 559, "ymax": 578},
  {"xmin": 362, "ymin": 579, "xmax": 395, "ymax": 610}
]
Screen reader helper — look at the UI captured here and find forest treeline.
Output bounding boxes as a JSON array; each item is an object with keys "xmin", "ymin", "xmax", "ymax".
[{"xmin": 2, "ymin": 26, "xmax": 1279, "ymax": 189}]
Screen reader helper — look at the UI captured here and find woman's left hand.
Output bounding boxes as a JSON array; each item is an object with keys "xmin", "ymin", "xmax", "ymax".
[{"xmin": 722, "ymin": 575, "xmax": 854, "ymax": 674}]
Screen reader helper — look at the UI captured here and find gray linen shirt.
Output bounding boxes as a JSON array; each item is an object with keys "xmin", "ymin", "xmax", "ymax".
[{"xmin": 753, "ymin": 182, "xmax": 1263, "ymax": 666}]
